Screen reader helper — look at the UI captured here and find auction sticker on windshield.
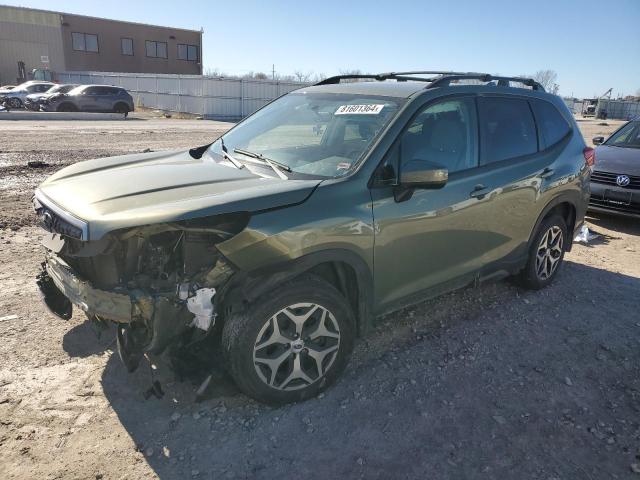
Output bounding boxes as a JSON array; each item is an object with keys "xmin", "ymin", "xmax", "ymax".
[{"xmin": 335, "ymin": 104, "xmax": 384, "ymax": 115}]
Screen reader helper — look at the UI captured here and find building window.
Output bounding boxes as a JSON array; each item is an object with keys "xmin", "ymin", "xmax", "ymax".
[
  {"xmin": 177, "ymin": 44, "xmax": 198, "ymax": 61},
  {"xmin": 72, "ymin": 32, "xmax": 99, "ymax": 52},
  {"xmin": 145, "ymin": 40, "xmax": 168, "ymax": 58},
  {"xmin": 121, "ymin": 38, "xmax": 134, "ymax": 56}
]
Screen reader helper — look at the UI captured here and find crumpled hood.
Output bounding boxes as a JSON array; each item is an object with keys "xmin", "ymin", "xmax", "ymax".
[
  {"xmin": 36, "ymin": 149, "xmax": 322, "ymax": 240},
  {"xmin": 594, "ymin": 145, "xmax": 640, "ymax": 175}
]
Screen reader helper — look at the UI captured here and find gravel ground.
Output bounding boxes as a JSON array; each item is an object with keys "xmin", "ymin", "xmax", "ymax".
[{"xmin": 0, "ymin": 115, "xmax": 638, "ymax": 480}]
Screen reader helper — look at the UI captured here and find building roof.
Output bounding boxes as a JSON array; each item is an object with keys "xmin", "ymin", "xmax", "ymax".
[{"xmin": 0, "ymin": 4, "xmax": 202, "ymax": 34}]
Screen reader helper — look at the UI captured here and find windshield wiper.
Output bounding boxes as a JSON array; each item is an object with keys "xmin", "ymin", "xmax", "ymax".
[
  {"xmin": 233, "ymin": 148, "xmax": 291, "ymax": 179},
  {"xmin": 219, "ymin": 137, "xmax": 244, "ymax": 169}
]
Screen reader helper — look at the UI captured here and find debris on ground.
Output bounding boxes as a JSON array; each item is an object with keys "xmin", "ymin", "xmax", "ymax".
[
  {"xmin": 574, "ymin": 224, "xmax": 600, "ymax": 244},
  {"xmin": 27, "ymin": 160, "xmax": 50, "ymax": 168}
]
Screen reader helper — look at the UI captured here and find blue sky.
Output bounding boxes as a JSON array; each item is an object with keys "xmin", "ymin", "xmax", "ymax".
[{"xmin": 4, "ymin": 0, "xmax": 639, "ymax": 98}]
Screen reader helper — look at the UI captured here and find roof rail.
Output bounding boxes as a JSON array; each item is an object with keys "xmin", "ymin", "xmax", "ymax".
[
  {"xmin": 427, "ymin": 74, "xmax": 545, "ymax": 91},
  {"xmin": 314, "ymin": 71, "xmax": 545, "ymax": 92},
  {"xmin": 315, "ymin": 73, "xmax": 428, "ymax": 85}
]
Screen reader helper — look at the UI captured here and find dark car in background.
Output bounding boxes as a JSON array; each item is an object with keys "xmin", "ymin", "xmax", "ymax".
[
  {"xmin": 589, "ymin": 117, "xmax": 640, "ymax": 217},
  {"xmin": 23, "ymin": 84, "xmax": 78, "ymax": 111},
  {"xmin": 41, "ymin": 85, "xmax": 134, "ymax": 114}
]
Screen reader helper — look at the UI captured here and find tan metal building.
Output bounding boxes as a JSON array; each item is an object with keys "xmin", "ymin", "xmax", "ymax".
[{"xmin": 0, "ymin": 5, "xmax": 202, "ymax": 85}]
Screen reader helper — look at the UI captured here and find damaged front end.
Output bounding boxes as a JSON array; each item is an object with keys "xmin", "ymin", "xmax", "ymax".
[{"xmin": 36, "ymin": 213, "xmax": 247, "ymax": 372}]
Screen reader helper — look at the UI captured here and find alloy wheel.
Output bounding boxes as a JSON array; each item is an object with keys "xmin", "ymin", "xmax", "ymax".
[
  {"xmin": 253, "ymin": 302, "xmax": 341, "ymax": 391},
  {"xmin": 535, "ymin": 225, "xmax": 564, "ymax": 280}
]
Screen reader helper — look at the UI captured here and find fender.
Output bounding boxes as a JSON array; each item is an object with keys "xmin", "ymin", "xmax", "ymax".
[
  {"xmin": 218, "ymin": 248, "xmax": 374, "ymax": 336},
  {"xmin": 527, "ymin": 190, "xmax": 583, "ymax": 252}
]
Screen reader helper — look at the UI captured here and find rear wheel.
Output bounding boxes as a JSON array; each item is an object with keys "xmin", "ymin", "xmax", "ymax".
[
  {"xmin": 519, "ymin": 214, "xmax": 567, "ymax": 290},
  {"xmin": 222, "ymin": 275, "xmax": 355, "ymax": 405},
  {"xmin": 114, "ymin": 103, "xmax": 130, "ymax": 114}
]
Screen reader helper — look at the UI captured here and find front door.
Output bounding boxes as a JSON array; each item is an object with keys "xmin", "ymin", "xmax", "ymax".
[
  {"xmin": 371, "ymin": 96, "xmax": 502, "ymax": 311},
  {"xmin": 78, "ymin": 86, "xmax": 100, "ymax": 111}
]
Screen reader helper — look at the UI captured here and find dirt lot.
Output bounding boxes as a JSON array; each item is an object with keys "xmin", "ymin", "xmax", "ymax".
[{"xmin": 0, "ymin": 115, "xmax": 638, "ymax": 480}]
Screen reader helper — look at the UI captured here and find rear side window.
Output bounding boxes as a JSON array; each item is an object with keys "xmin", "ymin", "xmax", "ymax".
[
  {"xmin": 478, "ymin": 97, "xmax": 537, "ymax": 165},
  {"xmin": 531, "ymin": 100, "xmax": 571, "ymax": 149}
]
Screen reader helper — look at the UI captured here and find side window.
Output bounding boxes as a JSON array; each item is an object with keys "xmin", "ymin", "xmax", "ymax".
[
  {"xmin": 531, "ymin": 99, "xmax": 571, "ymax": 149},
  {"xmin": 478, "ymin": 97, "xmax": 537, "ymax": 165},
  {"xmin": 400, "ymin": 98, "xmax": 478, "ymax": 173},
  {"xmin": 84, "ymin": 87, "xmax": 99, "ymax": 96}
]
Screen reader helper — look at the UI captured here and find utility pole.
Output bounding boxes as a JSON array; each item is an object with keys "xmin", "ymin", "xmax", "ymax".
[{"xmin": 272, "ymin": 64, "xmax": 275, "ymax": 80}]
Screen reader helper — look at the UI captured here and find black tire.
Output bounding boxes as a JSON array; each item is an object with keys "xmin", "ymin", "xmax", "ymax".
[
  {"xmin": 222, "ymin": 274, "xmax": 355, "ymax": 405},
  {"xmin": 57, "ymin": 103, "xmax": 76, "ymax": 112},
  {"xmin": 7, "ymin": 97, "xmax": 22, "ymax": 109},
  {"xmin": 114, "ymin": 103, "xmax": 130, "ymax": 114},
  {"xmin": 518, "ymin": 214, "xmax": 568, "ymax": 290}
]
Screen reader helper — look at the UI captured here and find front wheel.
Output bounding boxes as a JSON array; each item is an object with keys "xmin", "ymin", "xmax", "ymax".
[
  {"xmin": 518, "ymin": 214, "xmax": 568, "ymax": 290},
  {"xmin": 7, "ymin": 97, "xmax": 22, "ymax": 109},
  {"xmin": 222, "ymin": 275, "xmax": 355, "ymax": 405},
  {"xmin": 57, "ymin": 103, "xmax": 77, "ymax": 112}
]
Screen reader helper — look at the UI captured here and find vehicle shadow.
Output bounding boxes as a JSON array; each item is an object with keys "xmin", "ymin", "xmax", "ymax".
[
  {"xmin": 587, "ymin": 211, "xmax": 640, "ymax": 236},
  {"xmin": 62, "ymin": 317, "xmax": 116, "ymax": 357},
  {"xmin": 98, "ymin": 260, "xmax": 640, "ymax": 479}
]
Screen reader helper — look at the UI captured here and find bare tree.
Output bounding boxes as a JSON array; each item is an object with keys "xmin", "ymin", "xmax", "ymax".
[
  {"xmin": 293, "ymin": 70, "xmax": 313, "ymax": 83},
  {"xmin": 204, "ymin": 67, "xmax": 226, "ymax": 78},
  {"xmin": 530, "ymin": 70, "xmax": 560, "ymax": 94},
  {"xmin": 312, "ymin": 72, "xmax": 327, "ymax": 82}
]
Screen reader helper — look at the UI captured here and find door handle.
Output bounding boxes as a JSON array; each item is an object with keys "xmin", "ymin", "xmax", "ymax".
[
  {"xmin": 540, "ymin": 167, "xmax": 554, "ymax": 178},
  {"xmin": 469, "ymin": 184, "xmax": 490, "ymax": 199}
]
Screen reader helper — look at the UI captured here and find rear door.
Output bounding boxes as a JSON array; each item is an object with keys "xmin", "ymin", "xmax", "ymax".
[{"xmin": 470, "ymin": 95, "xmax": 553, "ymax": 266}]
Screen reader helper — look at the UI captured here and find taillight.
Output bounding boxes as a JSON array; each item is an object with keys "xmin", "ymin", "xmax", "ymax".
[{"xmin": 583, "ymin": 147, "xmax": 595, "ymax": 167}]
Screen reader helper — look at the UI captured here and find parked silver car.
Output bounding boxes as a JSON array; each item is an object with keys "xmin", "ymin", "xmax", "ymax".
[
  {"xmin": 23, "ymin": 84, "xmax": 78, "ymax": 111},
  {"xmin": 41, "ymin": 84, "xmax": 135, "ymax": 114},
  {"xmin": 0, "ymin": 81, "xmax": 55, "ymax": 109}
]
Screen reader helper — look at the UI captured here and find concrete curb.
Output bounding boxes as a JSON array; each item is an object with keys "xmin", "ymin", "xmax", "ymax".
[{"xmin": 0, "ymin": 111, "xmax": 127, "ymax": 121}]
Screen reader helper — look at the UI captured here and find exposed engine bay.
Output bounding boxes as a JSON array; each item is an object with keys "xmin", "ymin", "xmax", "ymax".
[{"xmin": 36, "ymin": 212, "xmax": 249, "ymax": 374}]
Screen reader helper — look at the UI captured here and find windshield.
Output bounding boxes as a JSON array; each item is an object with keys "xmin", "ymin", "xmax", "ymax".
[
  {"xmin": 605, "ymin": 121, "xmax": 640, "ymax": 148},
  {"xmin": 207, "ymin": 92, "xmax": 403, "ymax": 178}
]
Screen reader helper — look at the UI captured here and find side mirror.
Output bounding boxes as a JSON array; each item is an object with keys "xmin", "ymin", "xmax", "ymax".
[
  {"xmin": 592, "ymin": 136, "xmax": 605, "ymax": 145},
  {"xmin": 400, "ymin": 159, "xmax": 448, "ymax": 189}
]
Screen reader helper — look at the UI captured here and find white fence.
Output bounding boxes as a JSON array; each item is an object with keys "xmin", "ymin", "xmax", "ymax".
[{"xmin": 57, "ymin": 71, "xmax": 309, "ymax": 120}]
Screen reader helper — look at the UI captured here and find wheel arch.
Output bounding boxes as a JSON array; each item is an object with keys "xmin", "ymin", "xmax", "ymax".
[
  {"xmin": 114, "ymin": 101, "xmax": 130, "ymax": 113},
  {"xmin": 529, "ymin": 194, "xmax": 579, "ymax": 252},
  {"xmin": 218, "ymin": 249, "xmax": 373, "ymax": 337},
  {"xmin": 57, "ymin": 102, "xmax": 77, "ymax": 112}
]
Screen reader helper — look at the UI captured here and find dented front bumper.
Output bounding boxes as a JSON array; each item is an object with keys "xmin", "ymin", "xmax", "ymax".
[{"xmin": 42, "ymin": 253, "xmax": 138, "ymax": 323}]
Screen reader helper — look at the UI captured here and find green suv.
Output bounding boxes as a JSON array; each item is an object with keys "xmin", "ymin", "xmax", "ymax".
[{"xmin": 34, "ymin": 71, "xmax": 591, "ymax": 404}]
